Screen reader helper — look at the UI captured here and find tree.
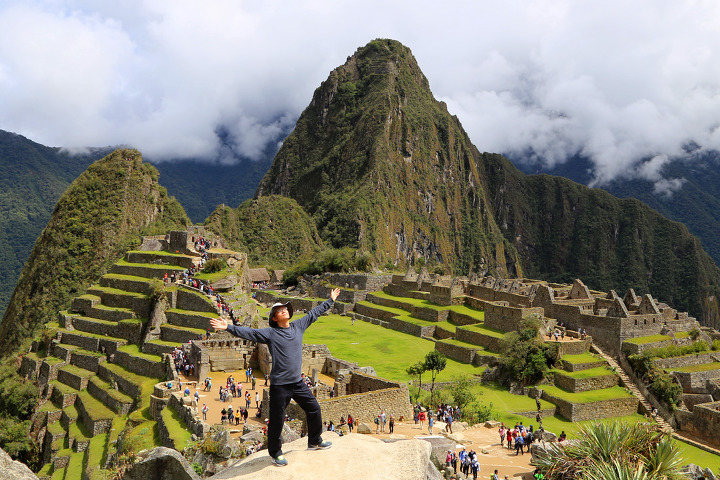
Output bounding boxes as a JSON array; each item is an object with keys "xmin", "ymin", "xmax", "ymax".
[
  {"xmin": 406, "ymin": 361, "xmax": 426, "ymax": 403},
  {"xmin": 448, "ymin": 375, "xmax": 476, "ymax": 416},
  {"xmin": 423, "ymin": 350, "xmax": 447, "ymax": 405}
]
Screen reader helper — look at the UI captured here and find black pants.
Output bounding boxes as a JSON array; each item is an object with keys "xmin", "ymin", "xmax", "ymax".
[{"xmin": 268, "ymin": 380, "xmax": 323, "ymax": 458}]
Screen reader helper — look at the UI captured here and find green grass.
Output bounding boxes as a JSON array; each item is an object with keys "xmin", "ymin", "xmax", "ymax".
[
  {"xmin": 561, "ymin": 352, "xmax": 604, "ymax": 364},
  {"xmin": 44, "ymin": 356, "xmax": 66, "ymax": 365},
  {"xmin": 88, "ymin": 285, "xmax": 150, "ymax": 299},
  {"xmin": 68, "ymin": 417, "xmax": 91, "ymax": 442},
  {"xmin": 147, "ymin": 339, "xmax": 182, "ymax": 347},
  {"xmin": 303, "ymin": 313, "xmax": 484, "ymax": 382},
  {"xmin": 117, "ymin": 344, "xmax": 163, "ymax": 363},
  {"xmin": 78, "ymin": 390, "xmax": 115, "ymax": 420},
  {"xmin": 102, "ymin": 273, "xmax": 156, "ymax": 284},
  {"xmin": 57, "ymin": 326, "xmax": 127, "ymax": 343},
  {"xmin": 542, "ymin": 385, "xmax": 634, "ymax": 403},
  {"xmin": 161, "ymin": 323, "xmax": 206, "ymax": 335},
  {"xmin": 64, "ymin": 404, "xmax": 79, "ymax": 422},
  {"xmin": 123, "ymin": 420, "xmax": 162, "ymax": 453},
  {"xmin": 64, "ymin": 450, "xmax": 86, "ymax": 480},
  {"xmin": 127, "ymin": 250, "xmax": 194, "ymax": 258},
  {"xmin": 59, "ymin": 364, "xmax": 95, "ymax": 379},
  {"xmin": 624, "ymin": 334, "xmax": 673, "ymax": 345},
  {"xmin": 47, "ymin": 420, "xmax": 67, "ymax": 436},
  {"xmin": 101, "ymin": 363, "xmax": 160, "ymax": 394},
  {"xmin": 160, "ymin": 405, "xmax": 192, "ymax": 449},
  {"xmin": 437, "ymin": 338, "xmax": 500, "ymax": 356},
  {"xmin": 672, "ymin": 362, "xmax": 720, "ymax": 373},
  {"xmin": 675, "ymin": 438, "xmax": 720, "ymax": 472},
  {"xmin": 193, "ymin": 271, "xmax": 233, "ymax": 283},
  {"xmin": 461, "ymin": 324, "xmax": 508, "ymax": 338},
  {"xmin": 71, "ymin": 347, "xmax": 106, "ymax": 358},
  {"xmin": 51, "ymin": 464, "xmax": 66, "ymax": 480},
  {"xmin": 674, "ymin": 331, "xmax": 690, "ymax": 339},
  {"xmin": 50, "ymin": 380, "xmax": 80, "ymax": 396},
  {"xmin": 114, "ymin": 258, "xmax": 186, "ymax": 270},
  {"xmin": 89, "ymin": 376, "xmax": 134, "ymax": 405},
  {"xmin": 166, "ymin": 307, "xmax": 217, "ymax": 318},
  {"xmin": 85, "ymin": 433, "xmax": 109, "ymax": 474},
  {"xmin": 552, "ymin": 366, "xmax": 615, "ymax": 379}
]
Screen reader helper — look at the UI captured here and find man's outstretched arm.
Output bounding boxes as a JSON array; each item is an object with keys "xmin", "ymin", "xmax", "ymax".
[{"xmin": 209, "ymin": 317, "xmax": 271, "ymax": 343}]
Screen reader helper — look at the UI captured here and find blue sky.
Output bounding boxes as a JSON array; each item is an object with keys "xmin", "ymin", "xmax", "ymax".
[{"xmin": 1, "ymin": 0, "xmax": 720, "ymax": 192}]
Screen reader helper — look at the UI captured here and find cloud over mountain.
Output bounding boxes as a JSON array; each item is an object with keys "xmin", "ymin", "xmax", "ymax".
[{"xmin": 2, "ymin": 0, "xmax": 720, "ymax": 186}]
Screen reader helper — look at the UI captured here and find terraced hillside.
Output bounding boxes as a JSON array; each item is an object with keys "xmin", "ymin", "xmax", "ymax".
[
  {"xmin": 348, "ymin": 282, "xmax": 638, "ymax": 422},
  {"xmin": 20, "ymin": 248, "xmax": 239, "ymax": 479}
]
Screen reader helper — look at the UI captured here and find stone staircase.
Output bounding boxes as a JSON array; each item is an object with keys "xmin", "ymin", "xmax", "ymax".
[{"xmin": 590, "ymin": 343, "xmax": 673, "ymax": 432}]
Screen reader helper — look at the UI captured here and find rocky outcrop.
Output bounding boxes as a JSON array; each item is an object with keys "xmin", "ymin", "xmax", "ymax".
[
  {"xmin": 208, "ymin": 431, "xmax": 438, "ymax": 480},
  {"xmin": 123, "ymin": 447, "xmax": 201, "ymax": 480},
  {"xmin": 0, "ymin": 447, "xmax": 37, "ymax": 480}
]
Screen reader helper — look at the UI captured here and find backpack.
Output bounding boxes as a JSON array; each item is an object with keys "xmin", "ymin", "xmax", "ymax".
[{"xmin": 374, "ymin": 417, "xmax": 379, "ymax": 424}]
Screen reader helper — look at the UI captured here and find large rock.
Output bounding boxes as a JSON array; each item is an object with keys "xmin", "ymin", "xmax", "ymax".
[
  {"xmin": 0, "ymin": 447, "xmax": 37, "ymax": 480},
  {"xmin": 356, "ymin": 422, "xmax": 374, "ymax": 434},
  {"xmin": 212, "ymin": 430, "xmax": 241, "ymax": 459},
  {"xmin": 417, "ymin": 436, "xmax": 457, "ymax": 470},
  {"xmin": 241, "ymin": 430, "xmax": 264, "ymax": 443},
  {"xmin": 123, "ymin": 447, "xmax": 201, "ymax": 480},
  {"xmin": 208, "ymin": 431, "xmax": 435, "ymax": 480},
  {"xmin": 281, "ymin": 423, "xmax": 300, "ymax": 443},
  {"xmin": 682, "ymin": 464, "xmax": 717, "ymax": 480}
]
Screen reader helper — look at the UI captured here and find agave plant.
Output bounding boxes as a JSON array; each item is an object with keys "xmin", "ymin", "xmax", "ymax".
[{"xmin": 531, "ymin": 421, "xmax": 685, "ymax": 480}]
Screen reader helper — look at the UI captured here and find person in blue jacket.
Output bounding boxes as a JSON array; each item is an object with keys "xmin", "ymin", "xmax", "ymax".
[{"xmin": 210, "ymin": 288, "xmax": 340, "ymax": 467}]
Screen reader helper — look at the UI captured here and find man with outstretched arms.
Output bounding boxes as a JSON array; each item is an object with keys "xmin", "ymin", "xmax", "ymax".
[{"xmin": 209, "ymin": 288, "xmax": 340, "ymax": 467}]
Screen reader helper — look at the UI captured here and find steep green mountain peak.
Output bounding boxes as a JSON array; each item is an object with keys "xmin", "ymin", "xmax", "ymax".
[
  {"xmin": 256, "ymin": 38, "xmax": 520, "ymax": 276},
  {"xmin": 0, "ymin": 149, "xmax": 189, "ymax": 356}
]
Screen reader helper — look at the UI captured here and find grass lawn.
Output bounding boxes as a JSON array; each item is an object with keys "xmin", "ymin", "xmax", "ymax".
[
  {"xmin": 160, "ymin": 405, "xmax": 193, "ymax": 450},
  {"xmin": 117, "ymin": 344, "xmax": 163, "ymax": 363},
  {"xmin": 461, "ymin": 324, "xmax": 508, "ymax": 339},
  {"xmin": 672, "ymin": 362, "xmax": 720, "ymax": 373},
  {"xmin": 542, "ymin": 385, "xmax": 634, "ymax": 403},
  {"xmin": 624, "ymin": 334, "xmax": 673, "ymax": 345},
  {"xmin": 561, "ymin": 352, "xmax": 604, "ymax": 364},
  {"xmin": 551, "ymin": 366, "xmax": 615, "ymax": 379},
  {"xmin": 167, "ymin": 308, "xmax": 217, "ymax": 318},
  {"xmin": 115, "ymin": 258, "xmax": 186, "ymax": 270},
  {"xmin": 65, "ymin": 450, "xmax": 86, "ymax": 480},
  {"xmin": 303, "ymin": 314, "xmax": 484, "ymax": 382}
]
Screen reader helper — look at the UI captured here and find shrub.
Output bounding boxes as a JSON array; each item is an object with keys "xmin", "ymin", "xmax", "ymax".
[
  {"xmin": 203, "ymin": 258, "xmax": 227, "ymax": 274},
  {"xmin": 648, "ymin": 372, "xmax": 682, "ymax": 411}
]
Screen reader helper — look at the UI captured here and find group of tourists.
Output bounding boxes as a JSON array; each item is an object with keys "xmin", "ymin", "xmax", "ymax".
[
  {"xmin": 498, "ymin": 422, "xmax": 538, "ymax": 455},
  {"xmin": 172, "ymin": 347, "xmax": 194, "ymax": 378},
  {"xmin": 373, "ymin": 410, "xmax": 395, "ymax": 433},
  {"xmin": 220, "ymin": 404, "xmax": 250, "ymax": 425},
  {"xmin": 453, "ymin": 447, "xmax": 481, "ymax": 479}
]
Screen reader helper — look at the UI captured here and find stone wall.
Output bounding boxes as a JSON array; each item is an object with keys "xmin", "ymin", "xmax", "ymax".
[
  {"xmin": 435, "ymin": 341, "xmax": 476, "ymax": 364},
  {"xmin": 99, "ymin": 275, "xmax": 153, "ymax": 295},
  {"xmin": 466, "ymin": 283, "xmax": 531, "ymax": 307},
  {"xmin": 126, "ymin": 251, "xmax": 195, "ymax": 268},
  {"xmin": 455, "ymin": 328, "xmax": 503, "ymax": 352},
  {"xmin": 75, "ymin": 394, "xmax": 112, "ymax": 436},
  {"xmin": 654, "ymin": 353, "xmax": 720, "ymax": 370},
  {"xmin": 39, "ymin": 360, "xmax": 65, "ymax": 385},
  {"xmin": 20, "ymin": 355, "xmax": 40, "ymax": 379},
  {"xmin": 560, "ymin": 358, "xmax": 606, "ymax": 372},
  {"xmin": 191, "ymin": 338, "xmax": 258, "ymax": 382},
  {"xmin": 69, "ymin": 350, "xmax": 105, "ymax": 373},
  {"xmin": 553, "ymin": 371, "xmax": 618, "ymax": 393},
  {"xmin": 411, "ymin": 306, "xmax": 448, "ymax": 322},
  {"xmin": 301, "ymin": 344, "xmax": 332, "ymax": 375},
  {"xmin": 176, "ymin": 288, "xmax": 217, "ymax": 313},
  {"xmin": 448, "ymin": 310, "xmax": 482, "ymax": 326},
  {"xmin": 156, "ymin": 394, "xmax": 208, "ymax": 447},
  {"xmin": 622, "ymin": 338, "xmax": 673, "ymax": 355},
  {"xmin": 114, "ymin": 350, "xmax": 166, "ymax": 379},
  {"xmin": 675, "ymin": 401, "xmax": 720, "ymax": 448},
  {"xmin": 98, "ymin": 364, "xmax": 142, "ymax": 399},
  {"xmin": 320, "ymin": 273, "xmax": 392, "ymax": 292},
  {"xmin": 387, "ymin": 317, "xmax": 434, "ymax": 338},
  {"xmin": 673, "ymin": 369, "xmax": 720, "ymax": 394},
  {"xmin": 555, "ymin": 339, "xmax": 592, "ymax": 357},
  {"xmin": 87, "ymin": 378, "xmax": 133, "ymax": 415},
  {"xmin": 109, "ymin": 263, "xmax": 185, "ymax": 279},
  {"xmin": 540, "ymin": 390, "xmax": 638, "ymax": 421},
  {"xmin": 483, "ymin": 303, "xmax": 544, "ymax": 333}
]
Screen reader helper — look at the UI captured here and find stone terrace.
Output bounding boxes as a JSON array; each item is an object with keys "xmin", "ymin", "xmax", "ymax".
[{"xmin": 22, "ymin": 231, "xmax": 250, "ymax": 480}]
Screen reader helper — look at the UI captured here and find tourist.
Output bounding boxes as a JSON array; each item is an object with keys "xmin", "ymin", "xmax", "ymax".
[
  {"xmin": 471, "ymin": 457, "xmax": 479, "ymax": 479},
  {"xmin": 515, "ymin": 433, "xmax": 524, "ymax": 455},
  {"xmin": 379, "ymin": 410, "xmax": 387, "ymax": 432},
  {"xmin": 445, "ymin": 412, "xmax": 453, "ymax": 433},
  {"xmin": 498, "ymin": 424, "xmax": 506, "ymax": 445},
  {"xmin": 418, "ymin": 409, "xmax": 426, "ymax": 428},
  {"xmin": 255, "ymin": 391, "xmax": 260, "ymax": 408},
  {"xmin": 389, "ymin": 414, "xmax": 395, "ymax": 434},
  {"xmin": 235, "ymin": 409, "xmax": 241, "ymax": 425},
  {"xmin": 559, "ymin": 430, "xmax": 567, "ymax": 442},
  {"xmin": 348, "ymin": 415, "xmax": 354, "ymax": 433},
  {"xmin": 221, "ymin": 407, "xmax": 227, "ymax": 424},
  {"xmin": 492, "ymin": 469, "xmax": 499, "ymax": 480},
  {"xmin": 428, "ymin": 415, "xmax": 434, "ymax": 434},
  {"xmin": 210, "ymin": 289, "xmax": 340, "ymax": 467},
  {"xmin": 201, "ymin": 403, "xmax": 208, "ymax": 421}
]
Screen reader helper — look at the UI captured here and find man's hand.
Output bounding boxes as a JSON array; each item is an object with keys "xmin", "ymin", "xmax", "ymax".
[
  {"xmin": 210, "ymin": 317, "xmax": 229, "ymax": 330},
  {"xmin": 330, "ymin": 288, "xmax": 341, "ymax": 301}
]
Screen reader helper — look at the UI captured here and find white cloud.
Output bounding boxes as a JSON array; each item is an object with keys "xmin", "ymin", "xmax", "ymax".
[{"xmin": 0, "ymin": 0, "xmax": 720, "ymax": 182}]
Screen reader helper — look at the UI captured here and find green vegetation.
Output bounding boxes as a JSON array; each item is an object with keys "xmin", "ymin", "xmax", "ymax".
[
  {"xmin": 624, "ymin": 334, "xmax": 673, "ymax": 345},
  {"xmin": 117, "ymin": 344, "xmax": 163, "ymax": 363},
  {"xmin": 204, "ymin": 195, "xmax": 323, "ymax": 266},
  {"xmin": 532, "ymin": 421, "xmax": 685, "ymax": 479},
  {"xmin": 562, "ymin": 352, "xmax": 603, "ymax": 364},
  {"xmin": 0, "ymin": 149, "xmax": 189, "ymax": 359},
  {"xmin": 552, "ymin": 366, "xmax": 615, "ymax": 379},
  {"xmin": 303, "ymin": 313, "xmax": 483, "ymax": 382},
  {"xmin": 160, "ymin": 405, "xmax": 193, "ymax": 450},
  {"xmin": 672, "ymin": 362, "xmax": 720, "ymax": 373},
  {"xmin": 541, "ymin": 385, "xmax": 634, "ymax": 403},
  {"xmin": 499, "ymin": 317, "xmax": 558, "ymax": 385},
  {"xmin": 282, "ymin": 248, "xmax": 373, "ymax": 285}
]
